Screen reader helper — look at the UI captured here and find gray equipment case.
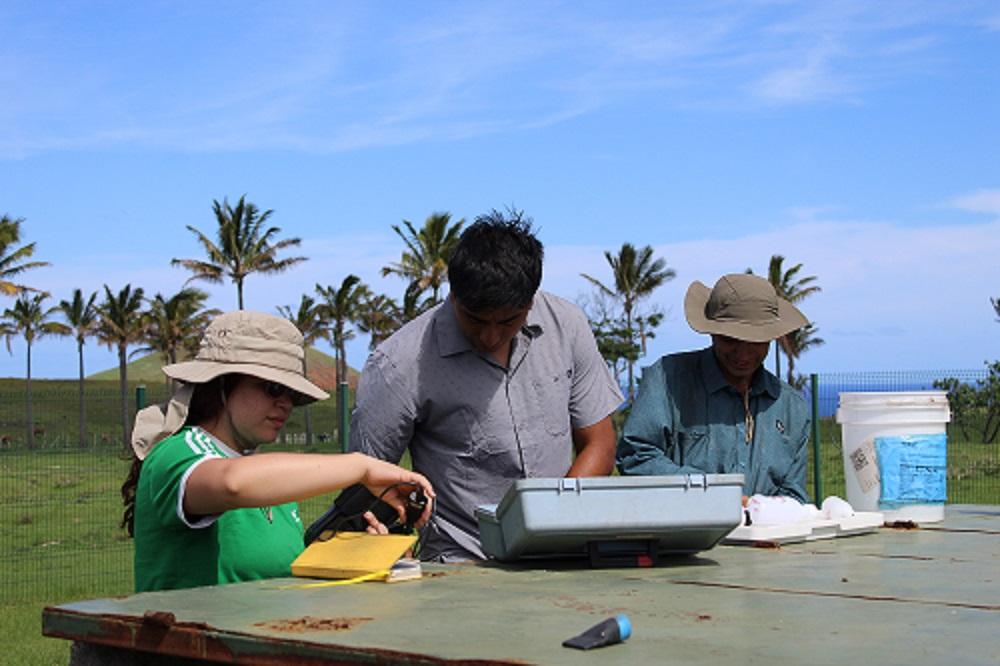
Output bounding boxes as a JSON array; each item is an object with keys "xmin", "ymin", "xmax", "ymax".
[{"xmin": 475, "ymin": 474, "xmax": 744, "ymax": 563}]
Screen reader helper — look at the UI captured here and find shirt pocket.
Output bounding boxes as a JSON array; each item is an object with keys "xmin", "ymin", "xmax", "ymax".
[
  {"xmin": 767, "ymin": 431, "xmax": 796, "ymax": 486},
  {"xmin": 674, "ymin": 428, "xmax": 706, "ymax": 467},
  {"xmin": 531, "ymin": 369, "xmax": 572, "ymax": 437}
]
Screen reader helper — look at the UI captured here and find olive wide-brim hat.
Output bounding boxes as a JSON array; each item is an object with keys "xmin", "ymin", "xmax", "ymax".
[
  {"xmin": 131, "ymin": 310, "xmax": 329, "ymax": 459},
  {"xmin": 684, "ymin": 274, "xmax": 808, "ymax": 343}
]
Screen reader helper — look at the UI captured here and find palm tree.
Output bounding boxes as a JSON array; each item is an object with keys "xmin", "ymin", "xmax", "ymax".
[
  {"xmin": 315, "ymin": 275, "xmax": 367, "ymax": 387},
  {"xmin": 96, "ymin": 284, "xmax": 146, "ymax": 452},
  {"xmin": 58, "ymin": 289, "xmax": 98, "ymax": 448},
  {"xmin": 382, "ymin": 212, "xmax": 464, "ymax": 307},
  {"xmin": 172, "ymin": 195, "xmax": 307, "ymax": 309},
  {"xmin": 782, "ymin": 322, "xmax": 825, "ymax": 388},
  {"xmin": 356, "ymin": 292, "xmax": 402, "ymax": 350},
  {"xmin": 1, "ymin": 215, "xmax": 50, "ymax": 297},
  {"xmin": 582, "ymin": 243, "xmax": 675, "ymax": 399},
  {"xmin": 277, "ymin": 294, "xmax": 326, "ymax": 360},
  {"xmin": 992, "ymin": 297, "xmax": 999, "ymax": 322},
  {"xmin": 0, "ymin": 320, "xmax": 13, "ymax": 353},
  {"xmin": 2, "ymin": 294, "xmax": 70, "ymax": 448},
  {"xmin": 764, "ymin": 255, "xmax": 821, "ymax": 378},
  {"xmin": 136, "ymin": 288, "xmax": 217, "ymax": 370},
  {"xmin": 277, "ymin": 294, "xmax": 326, "ymax": 446}
]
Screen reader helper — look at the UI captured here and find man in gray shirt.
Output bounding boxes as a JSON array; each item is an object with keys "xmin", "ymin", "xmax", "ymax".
[{"xmin": 350, "ymin": 211, "xmax": 623, "ymax": 561}]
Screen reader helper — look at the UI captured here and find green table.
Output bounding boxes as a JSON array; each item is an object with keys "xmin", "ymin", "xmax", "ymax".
[{"xmin": 44, "ymin": 505, "xmax": 1000, "ymax": 665}]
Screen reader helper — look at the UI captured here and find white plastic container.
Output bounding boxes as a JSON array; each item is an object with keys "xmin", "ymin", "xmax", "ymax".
[{"xmin": 836, "ymin": 391, "xmax": 950, "ymax": 523}]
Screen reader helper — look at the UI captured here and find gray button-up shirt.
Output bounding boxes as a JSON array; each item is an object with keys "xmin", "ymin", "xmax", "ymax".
[
  {"xmin": 617, "ymin": 347, "xmax": 811, "ymax": 503},
  {"xmin": 349, "ymin": 291, "xmax": 623, "ymax": 560}
]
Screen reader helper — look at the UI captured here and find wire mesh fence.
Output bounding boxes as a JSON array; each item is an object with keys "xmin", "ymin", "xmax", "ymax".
[
  {"xmin": 0, "ymin": 379, "xmax": 349, "ymax": 605},
  {"xmin": 2, "ymin": 369, "xmax": 998, "ymax": 604},
  {"xmin": 803, "ymin": 368, "xmax": 999, "ymax": 505}
]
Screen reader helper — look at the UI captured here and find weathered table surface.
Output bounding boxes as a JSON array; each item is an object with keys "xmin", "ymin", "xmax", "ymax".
[{"xmin": 43, "ymin": 504, "xmax": 1000, "ymax": 665}]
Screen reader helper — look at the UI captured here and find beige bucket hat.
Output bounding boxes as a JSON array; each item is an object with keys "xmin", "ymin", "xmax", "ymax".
[
  {"xmin": 684, "ymin": 274, "xmax": 808, "ymax": 343},
  {"xmin": 131, "ymin": 310, "xmax": 329, "ymax": 459}
]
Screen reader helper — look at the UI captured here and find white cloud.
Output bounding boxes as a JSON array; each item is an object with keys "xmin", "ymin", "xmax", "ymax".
[
  {"xmin": 949, "ymin": 189, "xmax": 1000, "ymax": 215},
  {"xmin": 752, "ymin": 41, "xmax": 855, "ymax": 104}
]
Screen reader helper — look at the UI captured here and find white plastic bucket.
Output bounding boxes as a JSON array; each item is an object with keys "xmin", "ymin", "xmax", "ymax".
[{"xmin": 836, "ymin": 391, "xmax": 951, "ymax": 523}]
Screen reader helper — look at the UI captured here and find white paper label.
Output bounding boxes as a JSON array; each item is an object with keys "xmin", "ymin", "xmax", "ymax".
[{"xmin": 848, "ymin": 439, "xmax": 880, "ymax": 493}]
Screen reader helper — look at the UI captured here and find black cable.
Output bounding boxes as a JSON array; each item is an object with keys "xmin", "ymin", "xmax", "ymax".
[{"xmin": 317, "ymin": 483, "xmax": 434, "ymax": 556}]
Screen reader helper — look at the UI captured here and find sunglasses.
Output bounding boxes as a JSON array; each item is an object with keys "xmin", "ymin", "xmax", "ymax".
[{"xmin": 259, "ymin": 380, "xmax": 294, "ymax": 400}]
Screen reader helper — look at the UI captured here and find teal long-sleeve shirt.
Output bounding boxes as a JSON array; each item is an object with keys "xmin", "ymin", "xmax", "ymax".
[{"xmin": 617, "ymin": 347, "xmax": 811, "ymax": 503}]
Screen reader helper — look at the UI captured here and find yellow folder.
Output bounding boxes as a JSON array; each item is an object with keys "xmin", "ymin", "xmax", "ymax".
[{"xmin": 291, "ymin": 532, "xmax": 417, "ymax": 580}]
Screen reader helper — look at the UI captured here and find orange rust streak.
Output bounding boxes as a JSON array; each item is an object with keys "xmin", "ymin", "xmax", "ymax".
[{"xmin": 253, "ymin": 616, "xmax": 374, "ymax": 633}]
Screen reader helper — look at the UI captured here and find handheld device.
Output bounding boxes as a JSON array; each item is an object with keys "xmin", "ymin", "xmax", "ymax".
[
  {"xmin": 304, "ymin": 484, "xmax": 426, "ymax": 545},
  {"xmin": 404, "ymin": 488, "xmax": 428, "ymax": 528}
]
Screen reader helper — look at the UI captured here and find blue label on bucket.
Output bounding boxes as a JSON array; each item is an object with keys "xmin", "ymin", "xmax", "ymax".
[{"xmin": 875, "ymin": 434, "xmax": 946, "ymax": 507}]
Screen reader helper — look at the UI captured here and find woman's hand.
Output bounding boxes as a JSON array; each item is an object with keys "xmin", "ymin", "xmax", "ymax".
[
  {"xmin": 363, "ymin": 511, "xmax": 390, "ymax": 535},
  {"xmin": 359, "ymin": 456, "xmax": 435, "ymax": 529}
]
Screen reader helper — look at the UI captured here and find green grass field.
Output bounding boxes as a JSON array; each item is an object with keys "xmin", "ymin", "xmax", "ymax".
[{"xmin": 0, "ymin": 374, "xmax": 355, "ymax": 663}]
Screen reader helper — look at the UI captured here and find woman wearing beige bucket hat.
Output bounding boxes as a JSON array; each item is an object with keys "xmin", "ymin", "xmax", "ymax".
[
  {"xmin": 616, "ymin": 274, "xmax": 813, "ymax": 504},
  {"xmin": 121, "ymin": 310, "xmax": 434, "ymax": 592}
]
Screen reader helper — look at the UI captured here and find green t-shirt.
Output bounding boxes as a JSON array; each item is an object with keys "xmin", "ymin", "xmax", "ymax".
[{"xmin": 134, "ymin": 426, "xmax": 304, "ymax": 592}]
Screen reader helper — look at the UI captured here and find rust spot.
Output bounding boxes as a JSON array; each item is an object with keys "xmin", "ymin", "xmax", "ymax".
[
  {"xmin": 886, "ymin": 520, "xmax": 919, "ymax": 530},
  {"xmin": 424, "ymin": 571, "xmax": 449, "ymax": 578},
  {"xmin": 751, "ymin": 541, "xmax": 781, "ymax": 549},
  {"xmin": 142, "ymin": 610, "xmax": 176, "ymax": 627},
  {"xmin": 253, "ymin": 616, "xmax": 374, "ymax": 633},
  {"xmin": 696, "ymin": 613, "xmax": 713, "ymax": 621}
]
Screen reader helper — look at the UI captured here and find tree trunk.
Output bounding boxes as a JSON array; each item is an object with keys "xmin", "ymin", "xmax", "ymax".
[
  {"xmin": 338, "ymin": 342, "xmax": 347, "ymax": 390},
  {"xmin": 334, "ymin": 328, "xmax": 345, "ymax": 387},
  {"xmin": 26, "ymin": 341, "xmax": 35, "ymax": 450},
  {"xmin": 77, "ymin": 339, "xmax": 87, "ymax": 448},
  {"xmin": 237, "ymin": 280, "xmax": 244, "ymax": 310},
  {"xmin": 119, "ymin": 344, "xmax": 129, "ymax": 453},
  {"xmin": 624, "ymin": 306, "xmax": 635, "ymax": 400},
  {"xmin": 773, "ymin": 340, "xmax": 782, "ymax": 377}
]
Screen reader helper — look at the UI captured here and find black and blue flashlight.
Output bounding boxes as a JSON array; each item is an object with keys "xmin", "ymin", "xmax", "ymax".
[{"xmin": 562, "ymin": 614, "xmax": 632, "ymax": 650}]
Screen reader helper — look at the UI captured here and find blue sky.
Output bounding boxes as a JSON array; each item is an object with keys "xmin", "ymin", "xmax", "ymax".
[{"xmin": 2, "ymin": 1, "xmax": 998, "ymax": 380}]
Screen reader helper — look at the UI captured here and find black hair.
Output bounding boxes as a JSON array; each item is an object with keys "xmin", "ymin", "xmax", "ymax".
[
  {"xmin": 120, "ymin": 376, "xmax": 233, "ymax": 537},
  {"xmin": 447, "ymin": 208, "xmax": 543, "ymax": 312}
]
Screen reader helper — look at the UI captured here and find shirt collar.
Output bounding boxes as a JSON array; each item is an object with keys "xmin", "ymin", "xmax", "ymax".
[
  {"xmin": 189, "ymin": 425, "xmax": 245, "ymax": 457},
  {"xmin": 434, "ymin": 296, "xmax": 542, "ymax": 358},
  {"xmin": 698, "ymin": 346, "xmax": 781, "ymax": 399}
]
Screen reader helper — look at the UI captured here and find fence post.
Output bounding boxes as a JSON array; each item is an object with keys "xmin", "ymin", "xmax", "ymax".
[
  {"xmin": 338, "ymin": 382, "xmax": 350, "ymax": 453},
  {"xmin": 136, "ymin": 385, "xmax": 146, "ymax": 412},
  {"xmin": 810, "ymin": 373, "xmax": 822, "ymax": 502}
]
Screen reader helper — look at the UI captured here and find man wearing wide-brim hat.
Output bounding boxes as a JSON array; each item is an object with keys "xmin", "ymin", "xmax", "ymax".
[{"xmin": 616, "ymin": 273, "xmax": 812, "ymax": 503}]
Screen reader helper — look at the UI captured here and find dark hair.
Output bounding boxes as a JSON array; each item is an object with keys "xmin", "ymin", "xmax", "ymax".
[
  {"xmin": 120, "ymin": 376, "xmax": 232, "ymax": 537},
  {"xmin": 447, "ymin": 208, "xmax": 543, "ymax": 311}
]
